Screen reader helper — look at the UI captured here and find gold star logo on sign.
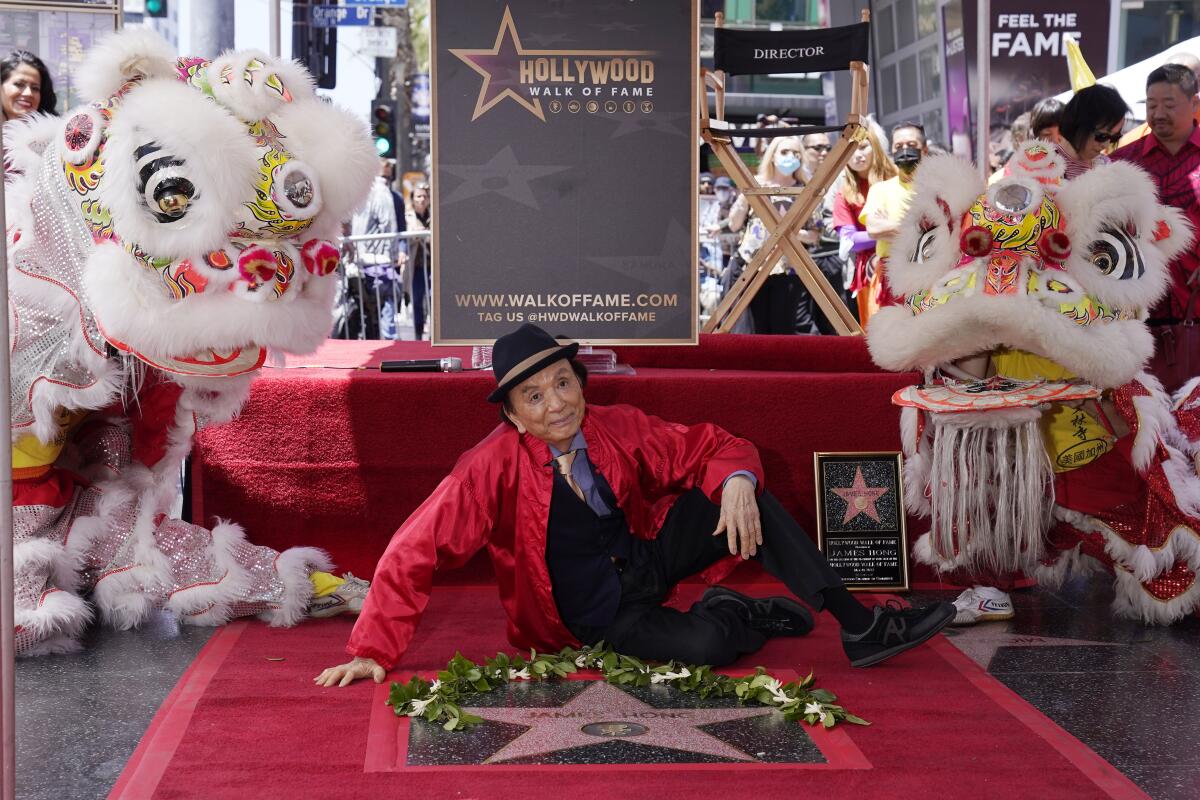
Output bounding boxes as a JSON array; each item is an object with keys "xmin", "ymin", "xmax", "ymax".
[{"xmin": 449, "ymin": 5, "xmax": 655, "ymax": 122}]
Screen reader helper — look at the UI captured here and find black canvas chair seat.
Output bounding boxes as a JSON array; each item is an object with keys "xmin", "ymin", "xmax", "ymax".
[
  {"xmin": 709, "ymin": 123, "xmax": 846, "ymax": 139},
  {"xmin": 713, "ymin": 22, "xmax": 870, "ymax": 75}
]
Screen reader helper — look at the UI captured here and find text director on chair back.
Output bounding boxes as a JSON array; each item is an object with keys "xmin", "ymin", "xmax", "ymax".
[{"xmin": 702, "ymin": 13, "xmax": 871, "ymax": 336}]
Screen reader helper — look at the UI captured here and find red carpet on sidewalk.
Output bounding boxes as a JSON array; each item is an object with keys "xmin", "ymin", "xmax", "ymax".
[{"xmin": 110, "ymin": 583, "xmax": 1147, "ymax": 800}]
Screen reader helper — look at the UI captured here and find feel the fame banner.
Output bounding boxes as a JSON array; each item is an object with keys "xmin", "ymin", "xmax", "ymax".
[{"xmin": 432, "ymin": 0, "xmax": 698, "ymax": 344}]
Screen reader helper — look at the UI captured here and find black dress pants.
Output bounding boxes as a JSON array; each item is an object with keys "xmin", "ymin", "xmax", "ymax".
[
  {"xmin": 570, "ymin": 488, "xmax": 845, "ymax": 666},
  {"xmin": 749, "ymin": 272, "xmax": 805, "ymax": 334}
]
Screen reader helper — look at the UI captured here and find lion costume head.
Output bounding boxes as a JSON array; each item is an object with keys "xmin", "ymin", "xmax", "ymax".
[
  {"xmin": 867, "ymin": 140, "xmax": 1192, "ymax": 390},
  {"xmin": 8, "ymin": 30, "xmax": 376, "ymax": 442}
]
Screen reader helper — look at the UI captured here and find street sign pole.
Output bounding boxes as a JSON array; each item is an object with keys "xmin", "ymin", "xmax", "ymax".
[{"xmin": 270, "ymin": 0, "xmax": 281, "ymax": 57}]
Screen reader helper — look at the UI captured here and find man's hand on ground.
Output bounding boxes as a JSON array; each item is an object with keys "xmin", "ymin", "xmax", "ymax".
[
  {"xmin": 713, "ymin": 475, "xmax": 762, "ymax": 559},
  {"xmin": 314, "ymin": 656, "xmax": 385, "ymax": 687}
]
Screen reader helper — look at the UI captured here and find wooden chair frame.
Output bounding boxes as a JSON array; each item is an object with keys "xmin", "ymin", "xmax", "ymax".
[{"xmin": 700, "ymin": 10, "xmax": 871, "ymax": 336}]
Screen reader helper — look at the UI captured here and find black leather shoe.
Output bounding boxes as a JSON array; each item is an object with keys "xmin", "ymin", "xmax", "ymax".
[
  {"xmin": 841, "ymin": 600, "xmax": 955, "ymax": 667},
  {"xmin": 700, "ymin": 585, "xmax": 814, "ymax": 637}
]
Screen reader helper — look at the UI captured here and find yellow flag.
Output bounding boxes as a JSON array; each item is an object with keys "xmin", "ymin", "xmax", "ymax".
[{"xmin": 1065, "ymin": 36, "xmax": 1096, "ymax": 92}]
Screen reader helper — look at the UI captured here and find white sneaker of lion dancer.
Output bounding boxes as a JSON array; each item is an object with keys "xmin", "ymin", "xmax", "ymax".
[
  {"xmin": 308, "ymin": 573, "xmax": 371, "ymax": 619},
  {"xmin": 951, "ymin": 586, "xmax": 1015, "ymax": 625}
]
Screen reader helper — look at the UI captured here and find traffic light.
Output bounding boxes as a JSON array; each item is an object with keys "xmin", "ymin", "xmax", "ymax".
[
  {"xmin": 145, "ymin": 0, "xmax": 168, "ymax": 18},
  {"xmin": 371, "ymin": 101, "xmax": 395, "ymax": 158}
]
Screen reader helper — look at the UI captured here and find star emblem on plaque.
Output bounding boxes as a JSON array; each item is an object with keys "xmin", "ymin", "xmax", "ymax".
[
  {"xmin": 404, "ymin": 680, "xmax": 827, "ymax": 766},
  {"xmin": 447, "ymin": 5, "xmax": 654, "ymax": 123},
  {"xmin": 815, "ymin": 452, "xmax": 910, "ymax": 591}
]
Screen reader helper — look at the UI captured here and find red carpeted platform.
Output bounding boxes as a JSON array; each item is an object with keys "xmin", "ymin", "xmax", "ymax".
[
  {"xmin": 192, "ymin": 335, "xmax": 933, "ymax": 582},
  {"xmin": 109, "ymin": 582, "xmax": 1147, "ymax": 800}
]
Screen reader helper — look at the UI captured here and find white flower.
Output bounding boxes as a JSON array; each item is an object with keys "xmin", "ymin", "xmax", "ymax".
[
  {"xmin": 804, "ymin": 702, "xmax": 824, "ymax": 716},
  {"xmin": 574, "ymin": 654, "xmax": 588, "ymax": 668},
  {"xmin": 650, "ymin": 667, "xmax": 691, "ymax": 684},
  {"xmin": 507, "ymin": 667, "xmax": 530, "ymax": 680},
  {"xmin": 429, "ymin": 679, "xmax": 442, "ymax": 693},
  {"xmin": 408, "ymin": 696, "xmax": 434, "ymax": 716},
  {"xmin": 759, "ymin": 678, "xmax": 790, "ymax": 704}
]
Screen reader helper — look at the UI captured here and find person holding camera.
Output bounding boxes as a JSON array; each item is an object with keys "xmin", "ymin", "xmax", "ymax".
[{"xmin": 859, "ymin": 122, "xmax": 928, "ymax": 313}]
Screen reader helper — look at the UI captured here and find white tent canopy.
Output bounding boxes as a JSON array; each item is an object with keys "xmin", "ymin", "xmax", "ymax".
[{"xmin": 1055, "ymin": 36, "xmax": 1200, "ymax": 121}]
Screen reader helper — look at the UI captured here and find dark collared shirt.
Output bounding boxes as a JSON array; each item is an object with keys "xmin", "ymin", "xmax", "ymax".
[{"xmin": 1111, "ymin": 124, "xmax": 1200, "ymax": 319}]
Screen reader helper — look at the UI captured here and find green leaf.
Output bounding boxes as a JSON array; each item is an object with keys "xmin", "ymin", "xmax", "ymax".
[{"xmin": 384, "ymin": 647, "xmax": 862, "ymax": 733}]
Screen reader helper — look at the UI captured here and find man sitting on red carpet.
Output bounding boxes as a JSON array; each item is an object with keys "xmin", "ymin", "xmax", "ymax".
[{"xmin": 316, "ymin": 324, "xmax": 954, "ymax": 687}]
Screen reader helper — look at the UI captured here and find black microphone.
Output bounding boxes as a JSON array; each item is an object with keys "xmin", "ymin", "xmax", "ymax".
[{"xmin": 380, "ymin": 357, "xmax": 463, "ymax": 373}]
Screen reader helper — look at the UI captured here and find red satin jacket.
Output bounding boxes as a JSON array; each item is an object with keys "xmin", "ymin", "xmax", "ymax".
[{"xmin": 346, "ymin": 403, "xmax": 764, "ymax": 669}]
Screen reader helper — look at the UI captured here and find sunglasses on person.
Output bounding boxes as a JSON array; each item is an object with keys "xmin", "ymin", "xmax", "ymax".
[
  {"xmin": 1091, "ymin": 129, "xmax": 1122, "ymax": 144},
  {"xmin": 805, "ymin": 144, "xmax": 832, "ymax": 153}
]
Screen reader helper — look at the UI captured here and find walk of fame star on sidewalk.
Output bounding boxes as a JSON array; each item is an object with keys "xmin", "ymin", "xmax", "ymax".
[
  {"xmin": 461, "ymin": 681, "xmax": 772, "ymax": 763},
  {"xmin": 831, "ymin": 466, "xmax": 889, "ymax": 524},
  {"xmin": 944, "ymin": 625, "xmax": 1126, "ymax": 669}
]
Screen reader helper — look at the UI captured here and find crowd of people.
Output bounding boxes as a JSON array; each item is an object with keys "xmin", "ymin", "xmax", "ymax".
[
  {"xmin": 340, "ymin": 158, "xmax": 433, "ymax": 341},
  {"xmin": 697, "ymin": 115, "xmax": 930, "ymax": 333},
  {"xmin": 334, "ymin": 145, "xmax": 434, "ymax": 342},
  {"xmin": 697, "ymin": 47, "xmax": 1200, "ymax": 336}
]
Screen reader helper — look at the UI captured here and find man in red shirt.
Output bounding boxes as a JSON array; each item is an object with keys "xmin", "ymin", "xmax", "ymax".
[
  {"xmin": 1111, "ymin": 64, "xmax": 1200, "ymax": 320},
  {"xmin": 316, "ymin": 325, "xmax": 954, "ymax": 687}
]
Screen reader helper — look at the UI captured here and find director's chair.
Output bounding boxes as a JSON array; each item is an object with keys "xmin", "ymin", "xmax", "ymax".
[{"xmin": 701, "ymin": 11, "xmax": 871, "ymax": 335}]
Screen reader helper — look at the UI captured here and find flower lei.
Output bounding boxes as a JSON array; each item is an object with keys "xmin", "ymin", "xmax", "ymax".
[{"xmin": 386, "ymin": 645, "xmax": 869, "ymax": 732}]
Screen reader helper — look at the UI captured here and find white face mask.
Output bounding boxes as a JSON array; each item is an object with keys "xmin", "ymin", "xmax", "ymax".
[
  {"xmin": 715, "ymin": 189, "xmax": 732, "ymax": 203},
  {"xmin": 774, "ymin": 152, "xmax": 801, "ymax": 175}
]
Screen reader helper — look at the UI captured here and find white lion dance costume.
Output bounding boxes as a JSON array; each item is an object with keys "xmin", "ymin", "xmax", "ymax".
[
  {"xmin": 868, "ymin": 140, "xmax": 1200, "ymax": 624},
  {"xmin": 9, "ymin": 31, "xmax": 376, "ymax": 654}
]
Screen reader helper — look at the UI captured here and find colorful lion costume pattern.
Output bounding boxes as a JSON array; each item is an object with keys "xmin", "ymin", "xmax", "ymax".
[
  {"xmin": 868, "ymin": 140, "xmax": 1200, "ymax": 623},
  {"xmin": 8, "ymin": 31, "xmax": 376, "ymax": 654}
]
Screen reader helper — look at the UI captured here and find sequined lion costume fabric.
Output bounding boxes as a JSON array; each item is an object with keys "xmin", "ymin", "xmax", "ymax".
[
  {"xmin": 867, "ymin": 140, "xmax": 1200, "ymax": 623},
  {"xmin": 8, "ymin": 31, "xmax": 376, "ymax": 654}
]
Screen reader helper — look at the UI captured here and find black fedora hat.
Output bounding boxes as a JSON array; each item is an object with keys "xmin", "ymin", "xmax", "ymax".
[{"xmin": 487, "ymin": 323, "xmax": 579, "ymax": 403}]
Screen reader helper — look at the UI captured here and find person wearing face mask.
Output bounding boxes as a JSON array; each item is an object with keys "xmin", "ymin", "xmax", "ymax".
[
  {"xmin": 832, "ymin": 118, "xmax": 897, "ymax": 324},
  {"xmin": 1, "ymin": 50, "xmax": 56, "ymax": 122},
  {"xmin": 1112, "ymin": 63, "xmax": 1200, "ymax": 322},
  {"xmin": 859, "ymin": 122, "xmax": 928, "ymax": 312},
  {"xmin": 701, "ymin": 176, "xmax": 738, "ymax": 275},
  {"xmin": 726, "ymin": 136, "xmax": 823, "ymax": 333}
]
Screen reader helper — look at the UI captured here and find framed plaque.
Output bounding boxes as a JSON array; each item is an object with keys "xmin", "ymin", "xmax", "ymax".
[{"xmin": 814, "ymin": 451, "xmax": 909, "ymax": 592}]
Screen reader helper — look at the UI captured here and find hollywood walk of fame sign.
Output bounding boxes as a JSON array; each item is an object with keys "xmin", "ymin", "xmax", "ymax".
[
  {"xmin": 431, "ymin": 0, "xmax": 698, "ymax": 344},
  {"xmin": 814, "ymin": 452, "xmax": 909, "ymax": 592},
  {"xmin": 402, "ymin": 679, "xmax": 828, "ymax": 766}
]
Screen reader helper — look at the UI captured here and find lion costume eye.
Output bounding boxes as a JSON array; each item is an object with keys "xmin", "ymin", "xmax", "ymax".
[
  {"xmin": 913, "ymin": 228, "xmax": 938, "ymax": 263},
  {"xmin": 1089, "ymin": 227, "xmax": 1143, "ymax": 281},
  {"xmin": 135, "ymin": 141, "xmax": 197, "ymax": 223}
]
